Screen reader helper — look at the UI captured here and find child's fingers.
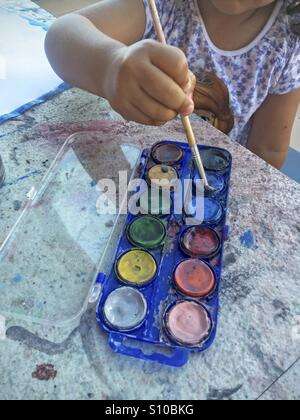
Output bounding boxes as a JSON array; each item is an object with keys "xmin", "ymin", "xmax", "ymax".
[
  {"xmin": 120, "ymin": 101, "xmax": 165, "ymax": 126},
  {"xmin": 178, "ymin": 71, "xmax": 196, "ymax": 115},
  {"xmin": 179, "ymin": 101, "xmax": 194, "ymax": 116},
  {"xmin": 131, "ymin": 87, "xmax": 177, "ymax": 122},
  {"xmin": 141, "ymin": 65, "xmax": 193, "ymax": 113},
  {"xmin": 183, "ymin": 71, "xmax": 196, "ymax": 100},
  {"xmin": 130, "ymin": 103, "xmax": 166, "ymax": 126},
  {"xmin": 147, "ymin": 42, "xmax": 189, "ymax": 88}
]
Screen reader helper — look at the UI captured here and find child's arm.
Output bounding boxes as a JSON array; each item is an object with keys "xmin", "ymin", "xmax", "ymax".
[
  {"xmin": 45, "ymin": 0, "xmax": 194, "ymax": 126},
  {"xmin": 247, "ymin": 89, "xmax": 300, "ymax": 169}
]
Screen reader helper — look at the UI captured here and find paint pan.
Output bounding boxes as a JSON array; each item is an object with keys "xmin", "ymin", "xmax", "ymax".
[
  {"xmin": 127, "ymin": 216, "xmax": 166, "ymax": 249},
  {"xmin": 103, "ymin": 287, "xmax": 147, "ymax": 331},
  {"xmin": 147, "ymin": 165, "xmax": 178, "ymax": 189},
  {"xmin": 139, "ymin": 188, "xmax": 171, "ymax": 216},
  {"xmin": 201, "ymin": 148, "xmax": 231, "ymax": 172},
  {"xmin": 174, "ymin": 259, "xmax": 216, "ymax": 298},
  {"xmin": 194, "ymin": 171, "xmax": 225, "ymax": 196},
  {"xmin": 151, "ymin": 142, "xmax": 184, "ymax": 165},
  {"xmin": 116, "ymin": 249, "xmax": 157, "ymax": 286},
  {"xmin": 185, "ymin": 197, "xmax": 223, "ymax": 225},
  {"xmin": 180, "ymin": 226, "xmax": 221, "ymax": 258},
  {"xmin": 164, "ymin": 300, "xmax": 212, "ymax": 346}
]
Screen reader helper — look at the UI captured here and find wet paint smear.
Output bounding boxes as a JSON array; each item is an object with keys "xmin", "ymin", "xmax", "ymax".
[
  {"xmin": 151, "ymin": 143, "xmax": 184, "ymax": 164},
  {"xmin": 201, "ymin": 148, "xmax": 231, "ymax": 172},
  {"xmin": 165, "ymin": 301, "xmax": 212, "ymax": 346},
  {"xmin": 240, "ymin": 229, "xmax": 256, "ymax": 249},
  {"xmin": 166, "ymin": 220, "xmax": 183, "ymax": 252},
  {"xmin": 32, "ymin": 364, "xmax": 57, "ymax": 381},
  {"xmin": 116, "ymin": 249, "xmax": 157, "ymax": 286},
  {"xmin": 147, "ymin": 165, "xmax": 178, "ymax": 189},
  {"xmin": 194, "ymin": 171, "xmax": 225, "ymax": 196},
  {"xmin": 103, "ymin": 287, "xmax": 147, "ymax": 331},
  {"xmin": 180, "ymin": 226, "xmax": 220, "ymax": 258},
  {"xmin": 167, "ymin": 220, "xmax": 182, "ymax": 239},
  {"xmin": 128, "ymin": 216, "xmax": 166, "ymax": 249},
  {"xmin": 174, "ymin": 259, "xmax": 216, "ymax": 298},
  {"xmin": 13, "ymin": 274, "xmax": 23, "ymax": 284}
]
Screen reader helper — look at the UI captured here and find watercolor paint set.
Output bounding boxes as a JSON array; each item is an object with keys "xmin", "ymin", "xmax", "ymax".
[
  {"xmin": 0, "ymin": 131, "xmax": 231, "ymax": 368},
  {"xmin": 96, "ymin": 140, "xmax": 232, "ymax": 367}
]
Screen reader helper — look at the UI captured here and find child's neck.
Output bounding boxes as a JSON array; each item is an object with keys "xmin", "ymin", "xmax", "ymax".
[{"xmin": 197, "ymin": 0, "xmax": 277, "ymax": 51}]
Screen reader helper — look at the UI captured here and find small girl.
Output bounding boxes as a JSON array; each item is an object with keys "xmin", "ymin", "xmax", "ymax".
[{"xmin": 45, "ymin": 0, "xmax": 300, "ymax": 169}]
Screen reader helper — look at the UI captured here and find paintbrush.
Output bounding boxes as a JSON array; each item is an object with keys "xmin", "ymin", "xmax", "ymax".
[{"xmin": 147, "ymin": 0, "xmax": 215, "ymax": 192}]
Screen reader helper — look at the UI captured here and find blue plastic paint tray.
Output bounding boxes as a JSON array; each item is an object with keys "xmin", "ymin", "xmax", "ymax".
[{"xmin": 96, "ymin": 140, "xmax": 232, "ymax": 367}]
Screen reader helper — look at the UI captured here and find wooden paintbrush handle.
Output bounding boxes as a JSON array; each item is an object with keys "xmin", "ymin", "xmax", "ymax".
[
  {"xmin": 148, "ymin": 0, "xmax": 167, "ymax": 44},
  {"xmin": 180, "ymin": 116, "xmax": 197, "ymax": 148},
  {"xmin": 148, "ymin": 0, "xmax": 197, "ymax": 149}
]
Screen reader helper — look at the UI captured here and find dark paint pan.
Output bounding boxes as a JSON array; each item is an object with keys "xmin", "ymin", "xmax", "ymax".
[
  {"xmin": 180, "ymin": 226, "xmax": 221, "ymax": 258},
  {"xmin": 151, "ymin": 142, "xmax": 184, "ymax": 165},
  {"xmin": 127, "ymin": 216, "xmax": 166, "ymax": 249},
  {"xmin": 201, "ymin": 148, "xmax": 231, "ymax": 172}
]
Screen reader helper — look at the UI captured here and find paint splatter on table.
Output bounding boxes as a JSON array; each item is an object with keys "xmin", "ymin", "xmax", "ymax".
[{"xmin": 32, "ymin": 364, "xmax": 57, "ymax": 381}]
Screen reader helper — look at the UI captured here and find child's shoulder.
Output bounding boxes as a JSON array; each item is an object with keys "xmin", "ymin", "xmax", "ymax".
[
  {"xmin": 266, "ymin": 1, "xmax": 300, "ymax": 95},
  {"xmin": 270, "ymin": 1, "xmax": 300, "ymax": 45}
]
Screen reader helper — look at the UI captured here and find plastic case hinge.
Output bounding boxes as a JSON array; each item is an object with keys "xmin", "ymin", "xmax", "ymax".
[{"xmin": 89, "ymin": 273, "xmax": 107, "ymax": 304}]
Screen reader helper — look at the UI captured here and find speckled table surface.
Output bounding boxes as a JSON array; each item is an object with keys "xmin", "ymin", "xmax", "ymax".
[{"xmin": 0, "ymin": 1, "xmax": 300, "ymax": 401}]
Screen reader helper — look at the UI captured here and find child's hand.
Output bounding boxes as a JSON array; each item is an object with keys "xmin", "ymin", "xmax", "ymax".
[{"xmin": 104, "ymin": 40, "xmax": 195, "ymax": 126}]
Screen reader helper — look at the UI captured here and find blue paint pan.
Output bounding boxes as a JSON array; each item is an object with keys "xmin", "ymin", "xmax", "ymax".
[
  {"xmin": 185, "ymin": 197, "xmax": 224, "ymax": 225},
  {"xmin": 194, "ymin": 171, "xmax": 225, "ymax": 196}
]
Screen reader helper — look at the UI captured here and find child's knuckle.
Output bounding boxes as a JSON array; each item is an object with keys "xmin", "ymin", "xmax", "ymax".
[
  {"xmin": 153, "ymin": 104, "xmax": 171, "ymax": 120},
  {"xmin": 162, "ymin": 108, "xmax": 175, "ymax": 121},
  {"xmin": 176, "ymin": 50, "xmax": 188, "ymax": 69},
  {"xmin": 177, "ymin": 64, "xmax": 188, "ymax": 81},
  {"xmin": 121, "ymin": 57, "xmax": 133, "ymax": 75},
  {"xmin": 163, "ymin": 84, "xmax": 176, "ymax": 102},
  {"xmin": 151, "ymin": 106, "xmax": 162, "ymax": 120},
  {"xmin": 142, "ymin": 39, "xmax": 156, "ymax": 53}
]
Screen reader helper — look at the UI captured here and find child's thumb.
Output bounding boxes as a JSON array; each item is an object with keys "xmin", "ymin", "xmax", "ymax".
[
  {"xmin": 179, "ymin": 71, "xmax": 196, "ymax": 116},
  {"xmin": 183, "ymin": 71, "xmax": 196, "ymax": 100}
]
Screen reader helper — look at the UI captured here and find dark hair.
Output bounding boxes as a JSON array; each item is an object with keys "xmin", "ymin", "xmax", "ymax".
[{"xmin": 287, "ymin": 1, "xmax": 300, "ymax": 35}]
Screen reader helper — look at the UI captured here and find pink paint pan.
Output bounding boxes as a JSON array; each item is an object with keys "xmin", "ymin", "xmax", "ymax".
[{"xmin": 164, "ymin": 300, "xmax": 212, "ymax": 347}]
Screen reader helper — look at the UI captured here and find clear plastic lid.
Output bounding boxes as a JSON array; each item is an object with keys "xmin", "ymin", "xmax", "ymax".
[{"xmin": 0, "ymin": 132, "xmax": 141, "ymax": 327}]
